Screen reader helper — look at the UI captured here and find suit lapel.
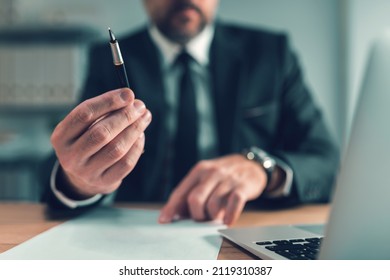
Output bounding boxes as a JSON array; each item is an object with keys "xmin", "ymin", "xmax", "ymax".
[{"xmin": 209, "ymin": 24, "xmax": 242, "ymax": 155}]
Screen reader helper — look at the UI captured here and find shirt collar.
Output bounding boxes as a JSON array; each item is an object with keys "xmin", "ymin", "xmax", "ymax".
[{"xmin": 148, "ymin": 24, "xmax": 214, "ymax": 68}]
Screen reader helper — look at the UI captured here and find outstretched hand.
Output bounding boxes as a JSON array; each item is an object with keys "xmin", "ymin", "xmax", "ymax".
[{"xmin": 51, "ymin": 88, "xmax": 152, "ymax": 198}]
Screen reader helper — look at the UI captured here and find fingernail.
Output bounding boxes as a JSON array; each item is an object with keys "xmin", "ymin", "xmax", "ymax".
[
  {"xmin": 120, "ymin": 90, "xmax": 132, "ymax": 102},
  {"xmin": 159, "ymin": 214, "xmax": 170, "ymax": 224},
  {"xmin": 143, "ymin": 111, "xmax": 152, "ymax": 122},
  {"xmin": 172, "ymin": 214, "xmax": 181, "ymax": 221},
  {"xmin": 134, "ymin": 100, "xmax": 146, "ymax": 112}
]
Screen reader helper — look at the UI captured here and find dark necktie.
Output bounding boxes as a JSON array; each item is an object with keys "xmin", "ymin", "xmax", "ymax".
[{"xmin": 172, "ymin": 51, "xmax": 198, "ymax": 187}]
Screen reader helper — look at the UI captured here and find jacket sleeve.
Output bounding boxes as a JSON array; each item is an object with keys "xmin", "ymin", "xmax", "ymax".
[{"xmin": 270, "ymin": 36, "xmax": 340, "ymax": 204}]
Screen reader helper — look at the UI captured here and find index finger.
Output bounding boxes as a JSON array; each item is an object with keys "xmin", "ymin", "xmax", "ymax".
[
  {"xmin": 159, "ymin": 166, "xmax": 202, "ymax": 223},
  {"xmin": 56, "ymin": 88, "xmax": 134, "ymax": 143}
]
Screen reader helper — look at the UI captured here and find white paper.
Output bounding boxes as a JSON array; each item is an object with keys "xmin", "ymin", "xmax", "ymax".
[{"xmin": 0, "ymin": 207, "xmax": 225, "ymax": 260}]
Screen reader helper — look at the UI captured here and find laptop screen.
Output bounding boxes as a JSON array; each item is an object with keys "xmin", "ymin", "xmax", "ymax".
[{"xmin": 319, "ymin": 32, "xmax": 390, "ymax": 260}]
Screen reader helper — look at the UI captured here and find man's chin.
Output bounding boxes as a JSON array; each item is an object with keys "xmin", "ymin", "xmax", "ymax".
[
  {"xmin": 169, "ymin": 30, "xmax": 200, "ymax": 44},
  {"xmin": 156, "ymin": 6, "xmax": 208, "ymax": 44},
  {"xmin": 171, "ymin": 19, "xmax": 205, "ymax": 40},
  {"xmin": 161, "ymin": 22, "xmax": 205, "ymax": 44}
]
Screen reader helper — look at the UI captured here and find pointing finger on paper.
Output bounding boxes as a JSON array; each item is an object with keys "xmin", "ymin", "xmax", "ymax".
[
  {"xmin": 159, "ymin": 155, "xmax": 268, "ymax": 225},
  {"xmin": 158, "ymin": 169, "xmax": 199, "ymax": 223}
]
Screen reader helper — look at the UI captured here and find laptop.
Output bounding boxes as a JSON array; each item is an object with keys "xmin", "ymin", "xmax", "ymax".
[{"xmin": 219, "ymin": 32, "xmax": 390, "ymax": 260}]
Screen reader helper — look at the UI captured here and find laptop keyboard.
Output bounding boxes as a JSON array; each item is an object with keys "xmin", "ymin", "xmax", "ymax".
[{"xmin": 256, "ymin": 237, "xmax": 323, "ymax": 260}]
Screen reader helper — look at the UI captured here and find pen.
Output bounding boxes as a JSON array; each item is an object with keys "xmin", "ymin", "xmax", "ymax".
[{"xmin": 108, "ymin": 27, "xmax": 130, "ymax": 88}]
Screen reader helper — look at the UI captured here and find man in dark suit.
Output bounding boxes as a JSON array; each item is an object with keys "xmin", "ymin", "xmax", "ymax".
[{"xmin": 46, "ymin": 0, "xmax": 339, "ymax": 225}]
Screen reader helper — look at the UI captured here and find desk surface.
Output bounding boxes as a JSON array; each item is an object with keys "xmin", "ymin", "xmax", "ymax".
[{"xmin": 0, "ymin": 203, "xmax": 330, "ymax": 260}]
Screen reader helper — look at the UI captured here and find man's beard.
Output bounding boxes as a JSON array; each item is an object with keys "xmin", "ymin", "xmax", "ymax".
[{"xmin": 156, "ymin": 1, "xmax": 208, "ymax": 44}]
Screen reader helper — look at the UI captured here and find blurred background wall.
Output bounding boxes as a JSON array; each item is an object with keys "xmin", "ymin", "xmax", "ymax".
[{"xmin": 0, "ymin": 0, "xmax": 388, "ymax": 201}]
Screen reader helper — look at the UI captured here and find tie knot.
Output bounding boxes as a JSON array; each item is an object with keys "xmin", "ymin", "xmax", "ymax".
[{"xmin": 175, "ymin": 51, "xmax": 193, "ymax": 67}]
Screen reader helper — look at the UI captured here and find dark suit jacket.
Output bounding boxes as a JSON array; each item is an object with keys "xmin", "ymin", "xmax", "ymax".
[{"xmin": 44, "ymin": 22, "xmax": 339, "ymax": 208}]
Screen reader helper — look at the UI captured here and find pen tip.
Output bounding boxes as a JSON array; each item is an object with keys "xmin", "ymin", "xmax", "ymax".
[{"xmin": 108, "ymin": 27, "xmax": 116, "ymax": 43}]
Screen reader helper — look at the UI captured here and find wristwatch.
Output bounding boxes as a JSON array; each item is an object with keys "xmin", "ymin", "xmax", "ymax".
[{"xmin": 243, "ymin": 146, "xmax": 276, "ymax": 186}]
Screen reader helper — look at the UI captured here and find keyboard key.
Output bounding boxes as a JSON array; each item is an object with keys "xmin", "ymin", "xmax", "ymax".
[
  {"xmin": 273, "ymin": 240, "xmax": 291, "ymax": 245},
  {"xmin": 256, "ymin": 241, "xmax": 272, "ymax": 245},
  {"xmin": 275, "ymin": 250, "xmax": 297, "ymax": 259},
  {"xmin": 305, "ymin": 238, "xmax": 321, "ymax": 242},
  {"xmin": 265, "ymin": 244, "xmax": 304, "ymax": 252},
  {"xmin": 304, "ymin": 242, "xmax": 320, "ymax": 249},
  {"xmin": 289, "ymin": 239, "xmax": 305, "ymax": 243}
]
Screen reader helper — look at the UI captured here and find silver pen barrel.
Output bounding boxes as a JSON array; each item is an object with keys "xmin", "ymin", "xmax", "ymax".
[
  {"xmin": 108, "ymin": 27, "xmax": 124, "ymax": 65},
  {"xmin": 109, "ymin": 41, "xmax": 124, "ymax": 66}
]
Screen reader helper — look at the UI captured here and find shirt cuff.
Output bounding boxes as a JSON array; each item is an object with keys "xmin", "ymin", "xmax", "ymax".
[
  {"xmin": 50, "ymin": 160, "xmax": 103, "ymax": 209},
  {"xmin": 264, "ymin": 156, "xmax": 293, "ymax": 198}
]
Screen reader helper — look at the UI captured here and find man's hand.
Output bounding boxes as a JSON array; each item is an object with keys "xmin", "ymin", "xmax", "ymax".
[
  {"xmin": 51, "ymin": 88, "xmax": 152, "ymax": 198},
  {"xmin": 159, "ymin": 154, "xmax": 268, "ymax": 225}
]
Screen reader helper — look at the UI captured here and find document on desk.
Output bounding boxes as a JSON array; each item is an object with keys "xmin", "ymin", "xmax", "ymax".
[{"xmin": 0, "ymin": 207, "xmax": 225, "ymax": 260}]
